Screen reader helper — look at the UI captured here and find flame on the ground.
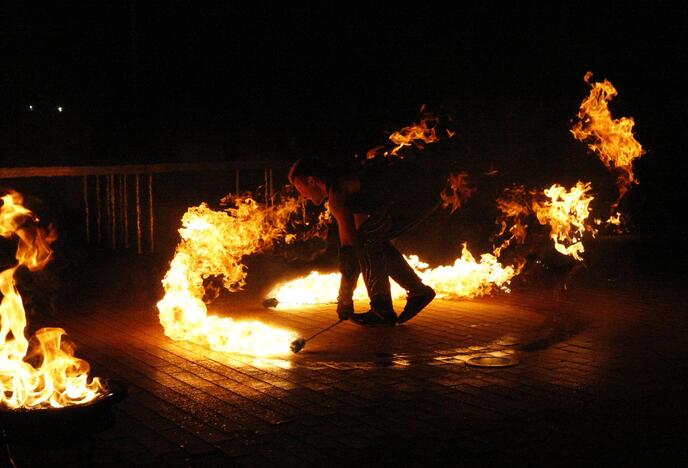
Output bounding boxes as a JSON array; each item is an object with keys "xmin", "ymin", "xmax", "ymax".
[
  {"xmin": 157, "ymin": 196, "xmax": 298, "ymax": 357},
  {"xmin": 0, "ymin": 192, "xmax": 106, "ymax": 409},
  {"xmin": 571, "ymin": 71, "xmax": 645, "ymax": 209},
  {"xmin": 407, "ymin": 246, "xmax": 524, "ymax": 299},
  {"xmin": 269, "ymin": 244, "xmax": 523, "ymax": 307},
  {"xmin": 367, "ymin": 105, "xmax": 440, "ymax": 159},
  {"xmin": 532, "ymin": 182, "xmax": 595, "ymax": 261}
]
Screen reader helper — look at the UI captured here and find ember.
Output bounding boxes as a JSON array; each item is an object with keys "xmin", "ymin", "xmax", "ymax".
[{"xmin": 0, "ymin": 192, "xmax": 106, "ymax": 410}]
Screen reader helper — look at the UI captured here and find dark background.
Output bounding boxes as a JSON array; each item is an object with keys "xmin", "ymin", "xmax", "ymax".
[
  {"xmin": 1, "ymin": 2, "xmax": 687, "ymax": 273},
  {"xmin": 3, "ymin": 3, "xmax": 685, "ymax": 161}
]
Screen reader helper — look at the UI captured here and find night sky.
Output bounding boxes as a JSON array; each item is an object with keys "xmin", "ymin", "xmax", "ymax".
[{"xmin": 2, "ymin": 3, "xmax": 687, "ymax": 228}]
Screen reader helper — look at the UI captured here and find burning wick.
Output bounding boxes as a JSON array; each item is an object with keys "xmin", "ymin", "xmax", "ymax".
[{"xmin": 290, "ymin": 338, "xmax": 306, "ymax": 353}]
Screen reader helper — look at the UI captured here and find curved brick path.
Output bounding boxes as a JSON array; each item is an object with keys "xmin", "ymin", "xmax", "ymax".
[{"xmin": 6, "ymin": 279, "xmax": 688, "ymax": 466}]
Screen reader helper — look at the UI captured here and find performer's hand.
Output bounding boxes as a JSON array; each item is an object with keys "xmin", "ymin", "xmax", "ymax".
[{"xmin": 336, "ymin": 301, "xmax": 354, "ymax": 320}]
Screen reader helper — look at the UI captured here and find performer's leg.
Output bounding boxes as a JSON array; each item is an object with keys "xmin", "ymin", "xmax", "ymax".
[
  {"xmin": 351, "ymin": 212, "xmax": 396, "ymax": 325},
  {"xmin": 383, "ymin": 241, "xmax": 435, "ymax": 324},
  {"xmin": 383, "ymin": 241, "xmax": 424, "ymax": 293}
]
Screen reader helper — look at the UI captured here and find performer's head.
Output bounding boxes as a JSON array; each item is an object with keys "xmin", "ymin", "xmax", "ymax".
[{"xmin": 288, "ymin": 158, "xmax": 331, "ymax": 206}]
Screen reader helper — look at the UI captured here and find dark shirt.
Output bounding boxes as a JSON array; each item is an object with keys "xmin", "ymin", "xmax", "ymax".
[{"xmin": 338, "ymin": 160, "xmax": 440, "ymax": 215}]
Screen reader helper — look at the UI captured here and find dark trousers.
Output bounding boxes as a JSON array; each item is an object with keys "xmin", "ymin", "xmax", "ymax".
[{"xmin": 339, "ymin": 201, "xmax": 437, "ymax": 303}]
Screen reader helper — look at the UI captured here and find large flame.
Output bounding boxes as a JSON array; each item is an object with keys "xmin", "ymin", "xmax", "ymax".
[
  {"xmin": 269, "ymin": 244, "xmax": 522, "ymax": 307},
  {"xmin": 0, "ymin": 192, "xmax": 106, "ymax": 409},
  {"xmin": 495, "ymin": 182, "xmax": 596, "ymax": 262},
  {"xmin": 571, "ymin": 71, "xmax": 645, "ymax": 209},
  {"xmin": 532, "ymin": 182, "xmax": 595, "ymax": 261},
  {"xmin": 157, "ymin": 196, "xmax": 299, "ymax": 357},
  {"xmin": 406, "ymin": 246, "xmax": 523, "ymax": 299}
]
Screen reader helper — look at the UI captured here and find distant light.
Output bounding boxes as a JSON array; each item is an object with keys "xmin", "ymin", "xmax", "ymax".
[
  {"xmin": 57, "ymin": 106, "xmax": 63, "ymax": 112},
  {"xmin": 28, "ymin": 105, "xmax": 33, "ymax": 111}
]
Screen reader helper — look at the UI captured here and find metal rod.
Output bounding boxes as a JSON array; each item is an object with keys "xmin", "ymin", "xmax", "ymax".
[
  {"xmin": 0, "ymin": 160, "xmax": 292, "ymax": 179},
  {"xmin": 148, "ymin": 174, "xmax": 154, "ymax": 253},
  {"xmin": 83, "ymin": 175, "xmax": 90, "ymax": 243},
  {"xmin": 123, "ymin": 174, "xmax": 129, "ymax": 248},
  {"xmin": 119, "ymin": 174, "xmax": 125, "ymax": 248},
  {"xmin": 135, "ymin": 174, "xmax": 142, "ymax": 254},
  {"xmin": 105, "ymin": 175, "xmax": 110, "ymax": 244},
  {"xmin": 304, "ymin": 319, "xmax": 345, "ymax": 342},
  {"xmin": 264, "ymin": 168, "xmax": 269, "ymax": 206},
  {"xmin": 109, "ymin": 174, "xmax": 116, "ymax": 250},
  {"xmin": 95, "ymin": 176, "xmax": 102, "ymax": 244},
  {"xmin": 291, "ymin": 319, "xmax": 345, "ymax": 353}
]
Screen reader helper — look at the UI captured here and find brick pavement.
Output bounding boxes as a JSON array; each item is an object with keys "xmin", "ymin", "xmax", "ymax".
[{"xmin": 5, "ymin": 272, "xmax": 688, "ymax": 467}]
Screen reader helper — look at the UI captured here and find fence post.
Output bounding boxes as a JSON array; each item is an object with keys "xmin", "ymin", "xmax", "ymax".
[
  {"xmin": 148, "ymin": 174, "xmax": 154, "ymax": 253},
  {"xmin": 83, "ymin": 175, "xmax": 90, "ymax": 243},
  {"xmin": 136, "ymin": 174, "xmax": 142, "ymax": 254},
  {"xmin": 96, "ymin": 176, "xmax": 102, "ymax": 244}
]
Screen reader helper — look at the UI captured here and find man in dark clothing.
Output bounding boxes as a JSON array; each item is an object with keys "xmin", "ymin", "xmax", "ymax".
[{"xmin": 288, "ymin": 158, "xmax": 438, "ymax": 326}]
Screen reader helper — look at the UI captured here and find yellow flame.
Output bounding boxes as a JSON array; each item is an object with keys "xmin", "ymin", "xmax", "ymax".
[
  {"xmin": 532, "ymin": 182, "xmax": 595, "ymax": 261},
  {"xmin": 607, "ymin": 212, "xmax": 622, "ymax": 226},
  {"xmin": 367, "ymin": 107, "xmax": 441, "ymax": 159},
  {"xmin": 157, "ymin": 196, "xmax": 299, "ymax": 357},
  {"xmin": 571, "ymin": 71, "xmax": 645, "ymax": 209},
  {"xmin": 597, "ymin": 212, "xmax": 624, "ymax": 234},
  {"xmin": 0, "ymin": 192, "xmax": 106, "ymax": 409},
  {"xmin": 407, "ymin": 246, "xmax": 524, "ymax": 299},
  {"xmin": 270, "ymin": 244, "xmax": 522, "ymax": 307},
  {"xmin": 495, "ymin": 183, "xmax": 596, "ymax": 261}
]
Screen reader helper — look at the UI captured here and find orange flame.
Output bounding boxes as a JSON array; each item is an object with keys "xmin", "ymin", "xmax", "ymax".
[
  {"xmin": 157, "ymin": 196, "xmax": 299, "ymax": 356},
  {"xmin": 269, "ymin": 244, "xmax": 523, "ymax": 307},
  {"xmin": 495, "ymin": 183, "xmax": 596, "ymax": 261},
  {"xmin": 0, "ymin": 192, "xmax": 106, "ymax": 409},
  {"xmin": 532, "ymin": 182, "xmax": 595, "ymax": 261},
  {"xmin": 571, "ymin": 71, "xmax": 645, "ymax": 209},
  {"xmin": 367, "ymin": 106, "xmax": 441, "ymax": 159},
  {"xmin": 494, "ymin": 186, "xmax": 531, "ymax": 257},
  {"xmin": 441, "ymin": 172, "xmax": 476, "ymax": 214}
]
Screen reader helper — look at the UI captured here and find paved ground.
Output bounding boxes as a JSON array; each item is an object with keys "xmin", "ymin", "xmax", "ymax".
[{"xmin": 4, "ymin": 256, "xmax": 688, "ymax": 467}]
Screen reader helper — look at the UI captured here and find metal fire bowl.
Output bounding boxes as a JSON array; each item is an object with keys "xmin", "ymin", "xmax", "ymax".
[{"xmin": 0, "ymin": 379, "xmax": 128, "ymax": 446}]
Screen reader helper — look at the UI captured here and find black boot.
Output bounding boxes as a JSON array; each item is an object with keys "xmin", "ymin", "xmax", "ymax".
[
  {"xmin": 397, "ymin": 285, "xmax": 435, "ymax": 324},
  {"xmin": 351, "ymin": 294, "xmax": 396, "ymax": 327}
]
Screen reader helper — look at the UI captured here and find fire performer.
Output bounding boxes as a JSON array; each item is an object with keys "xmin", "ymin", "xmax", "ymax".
[{"xmin": 288, "ymin": 158, "xmax": 438, "ymax": 326}]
